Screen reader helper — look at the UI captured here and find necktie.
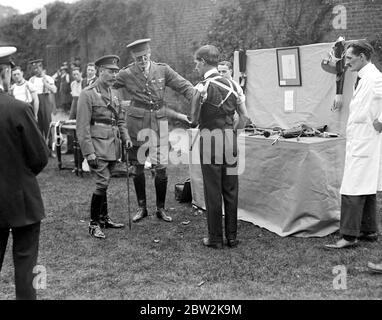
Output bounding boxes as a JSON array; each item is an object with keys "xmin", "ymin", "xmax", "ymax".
[{"xmin": 355, "ymin": 76, "xmax": 361, "ymax": 90}]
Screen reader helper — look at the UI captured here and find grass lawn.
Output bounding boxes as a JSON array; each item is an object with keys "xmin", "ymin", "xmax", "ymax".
[{"xmin": 0, "ymin": 154, "xmax": 382, "ymax": 300}]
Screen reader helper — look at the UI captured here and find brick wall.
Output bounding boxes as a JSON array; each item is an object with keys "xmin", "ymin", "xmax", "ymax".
[
  {"xmin": 146, "ymin": 0, "xmax": 230, "ymax": 74},
  {"xmin": 70, "ymin": 0, "xmax": 382, "ymax": 111},
  {"xmin": 133, "ymin": 0, "xmax": 376, "ymax": 109},
  {"xmin": 145, "ymin": 0, "xmax": 382, "ymax": 67}
]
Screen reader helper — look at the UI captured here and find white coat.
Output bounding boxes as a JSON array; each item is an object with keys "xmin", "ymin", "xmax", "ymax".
[{"xmin": 340, "ymin": 63, "xmax": 382, "ymax": 195}]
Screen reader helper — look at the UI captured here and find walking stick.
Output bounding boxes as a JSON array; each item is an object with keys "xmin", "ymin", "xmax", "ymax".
[{"xmin": 125, "ymin": 148, "xmax": 132, "ymax": 230}]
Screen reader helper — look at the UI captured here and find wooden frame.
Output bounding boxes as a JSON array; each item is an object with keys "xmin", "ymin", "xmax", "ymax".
[{"xmin": 276, "ymin": 47, "xmax": 302, "ymax": 87}]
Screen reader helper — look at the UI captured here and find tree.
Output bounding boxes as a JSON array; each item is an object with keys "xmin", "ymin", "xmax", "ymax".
[
  {"xmin": 206, "ymin": 0, "xmax": 334, "ymax": 61},
  {"xmin": 206, "ymin": 0, "xmax": 265, "ymax": 61}
]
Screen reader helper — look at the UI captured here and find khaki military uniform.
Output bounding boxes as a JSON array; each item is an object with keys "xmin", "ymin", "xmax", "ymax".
[
  {"xmin": 115, "ymin": 61, "xmax": 194, "ymax": 211},
  {"xmin": 77, "ymin": 79, "xmax": 129, "ymax": 193}
]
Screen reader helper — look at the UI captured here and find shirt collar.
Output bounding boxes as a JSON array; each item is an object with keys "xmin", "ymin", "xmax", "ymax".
[
  {"xmin": 16, "ymin": 80, "xmax": 26, "ymax": 86},
  {"xmin": 358, "ymin": 62, "xmax": 372, "ymax": 78},
  {"xmin": 204, "ymin": 68, "xmax": 218, "ymax": 79},
  {"xmin": 144, "ymin": 61, "xmax": 151, "ymax": 76}
]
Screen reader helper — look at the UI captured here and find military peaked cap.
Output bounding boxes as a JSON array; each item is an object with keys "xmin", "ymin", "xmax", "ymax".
[
  {"xmin": 94, "ymin": 55, "xmax": 120, "ymax": 70},
  {"xmin": 0, "ymin": 46, "xmax": 17, "ymax": 68},
  {"xmin": 126, "ymin": 38, "xmax": 151, "ymax": 56}
]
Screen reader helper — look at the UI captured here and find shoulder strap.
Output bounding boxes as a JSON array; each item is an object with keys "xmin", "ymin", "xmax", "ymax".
[
  {"xmin": 125, "ymin": 67, "xmax": 148, "ymax": 93},
  {"xmin": 204, "ymin": 76, "xmax": 239, "ymax": 107},
  {"xmin": 93, "ymin": 87, "xmax": 119, "ymax": 121}
]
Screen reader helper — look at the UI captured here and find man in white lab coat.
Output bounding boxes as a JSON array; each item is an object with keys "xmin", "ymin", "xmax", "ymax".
[{"xmin": 325, "ymin": 40, "xmax": 382, "ymax": 249}]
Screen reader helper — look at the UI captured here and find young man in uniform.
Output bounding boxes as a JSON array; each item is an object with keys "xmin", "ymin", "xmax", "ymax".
[{"xmin": 192, "ymin": 45, "xmax": 246, "ymax": 249}]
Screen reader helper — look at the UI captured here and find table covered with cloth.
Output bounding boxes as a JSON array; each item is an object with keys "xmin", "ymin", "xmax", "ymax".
[{"xmin": 188, "ymin": 131, "xmax": 346, "ymax": 237}]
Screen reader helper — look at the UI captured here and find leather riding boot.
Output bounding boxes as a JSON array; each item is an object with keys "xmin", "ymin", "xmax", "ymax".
[
  {"xmin": 155, "ymin": 173, "xmax": 168, "ymax": 209},
  {"xmin": 100, "ymin": 194, "xmax": 124, "ymax": 229},
  {"xmin": 133, "ymin": 172, "xmax": 147, "ymax": 207},
  {"xmin": 89, "ymin": 193, "xmax": 105, "ymax": 239}
]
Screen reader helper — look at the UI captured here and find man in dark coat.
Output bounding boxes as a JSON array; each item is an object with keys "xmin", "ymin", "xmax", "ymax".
[
  {"xmin": 191, "ymin": 45, "xmax": 244, "ymax": 249},
  {"xmin": 81, "ymin": 62, "xmax": 98, "ymax": 89},
  {"xmin": 0, "ymin": 46, "xmax": 49, "ymax": 299}
]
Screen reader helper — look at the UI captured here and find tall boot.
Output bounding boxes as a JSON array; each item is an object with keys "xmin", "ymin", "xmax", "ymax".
[
  {"xmin": 89, "ymin": 193, "xmax": 105, "ymax": 239},
  {"xmin": 155, "ymin": 174, "xmax": 172, "ymax": 222},
  {"xmin": 100, "ymin": 193, "xmax": 124, "ymax": 229},
  {"xmin": 132, "ymin": 173, "xmax": 148, "ymax": 222}
]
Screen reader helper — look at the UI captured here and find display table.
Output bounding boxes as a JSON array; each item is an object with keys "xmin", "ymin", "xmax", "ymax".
[
  {"xmin": 50, "ymin": 120, "xmax": 83, "ymax": 177},
  {"xmin": 188, "ymin": 131, "xmax": 346, "ymax": 237}
]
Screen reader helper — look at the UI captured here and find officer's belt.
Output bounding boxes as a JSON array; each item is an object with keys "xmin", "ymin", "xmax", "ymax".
[
  {"xmin": 133, "ymin": 101, "xmax": 163, "ymax": 111},
  {"xmin": 90, "ymin": 118, "xmax": 117, "ymax": 126}
]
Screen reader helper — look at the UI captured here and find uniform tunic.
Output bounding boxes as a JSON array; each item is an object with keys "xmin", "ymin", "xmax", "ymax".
[
  {"xmin": 115, "ymin": 61, "xmax": 194, "ymax": 147},
  {"xmin": 77, "ymin": 79, "xmax": 129, "ymax": 162},
  {"xmin": 192, "ymin": 69, "xmax": 240, "ymax": 243}
]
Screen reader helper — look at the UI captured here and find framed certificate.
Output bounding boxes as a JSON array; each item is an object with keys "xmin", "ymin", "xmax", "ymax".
[{"xmin": 276, "ymin": 47, "xmax": 302, "ymax": 86}]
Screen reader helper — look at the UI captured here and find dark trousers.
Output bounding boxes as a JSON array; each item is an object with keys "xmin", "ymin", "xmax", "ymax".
[
  {"xmin": 201, "ymin": 163, "xmax": 238, "ymax": 244},
  {"xmin": 69, "ymin": 96, "xmax": 79, "ymax": 120},
  {"xmin": 37, "ymin": 94, "xmax": 52, "ymax": 140},
  {"xmin": 340, "ymin": 194, "xmax": 378, "ymax": 237},
  {"xmin": 0, "ymin": 222, "xmax": 41, "ymax": 300}
]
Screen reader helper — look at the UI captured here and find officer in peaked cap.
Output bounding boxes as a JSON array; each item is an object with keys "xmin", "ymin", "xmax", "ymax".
[
  {"xmin": 126, "ymin": 38, "xmax": 151, "ymax": 56},
  {"xmin": 0, "ymin": 46, "xmax": 16, "ymax": 69},
  {"xmin": 77, "ymin": 54, "xmax": 132, "ymax": 239},
  {"xmin": 95, "ymin": 55, "xmax": 121, "ymax": 70},
  {"xmin": 0, "ymin": 46, "xmax": 49, "ymax": 299},
  {"xmin": 114, "ymin": 39, "xmax": 194, "ymax": 225}
]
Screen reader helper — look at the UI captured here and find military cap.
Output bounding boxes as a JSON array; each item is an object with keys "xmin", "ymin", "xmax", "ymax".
[
  {"xmin": 126, "ymin": 38, "xmax": 151, "ymax": 56},
  {"xmin": 94, "ymin": 55, "xmax": 120, "ymax": 70},
  {"xmin": 0, "ymin": 46, "xmax": 17, "ymax": 68}
]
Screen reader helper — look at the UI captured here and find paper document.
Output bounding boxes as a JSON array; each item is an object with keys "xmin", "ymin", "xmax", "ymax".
[
  {"xmin": 281, "ymin": 55, "xmax": 297, "ymax": 79},
  {"xmin": 284, "ymin": 90, "xmax": 295, "ymax": 112}
]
